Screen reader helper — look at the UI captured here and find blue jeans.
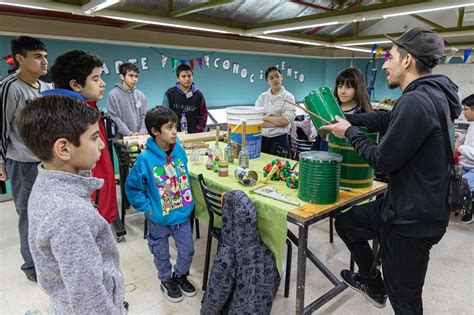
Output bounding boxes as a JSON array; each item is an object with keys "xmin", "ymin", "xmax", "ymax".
[
  {"xmin": 147, "ymin": 220, "xmax": 194, "ymax": 282},
  {"xmin": 311, "ymin": 135, "xmax": 328, "ymax": 151},
  {"xmin": 462, "ymin": 167, "xmax": 474, "ymax": 194}
]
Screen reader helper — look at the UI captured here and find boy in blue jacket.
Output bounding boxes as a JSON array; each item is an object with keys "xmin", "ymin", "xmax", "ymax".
[{"xmin": 125, "ymin": 106, "xmax": 196, "ymax": 303}]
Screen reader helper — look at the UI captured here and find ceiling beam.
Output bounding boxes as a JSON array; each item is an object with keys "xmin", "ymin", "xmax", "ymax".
[
  {"xmin": 458, "ymin": 7, "xmax": 465, "ymax": 27},
  {"xmin": 333, "ymin": 25, "xmax": 474, "ymax": 46},
  {"xmin": 411, "ymin": 14, "xmax": 444, "ymax": 29},
  {"xmin": 246, "ymin": 0, "xmax": 474, "ymax": 35},
  {"xmin": 169, "ymin": 0, "xmax": 233, "ymax": 18},
  {"xmin": 354, "ymin": 21, "xmax": 359, "ymax": 37},
  {"xmin": 289, "ymin": 0, "xmax": 333, "ymax": 12},
  {"xmin": 122, "ymin": 22, "xmax": 146, "ymax": 30},
  {"xmin": 246, "ymin": 0, "xmax": 423, "ymax": 33}
]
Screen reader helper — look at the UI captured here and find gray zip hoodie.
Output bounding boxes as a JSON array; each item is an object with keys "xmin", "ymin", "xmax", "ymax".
[
  {"xmin": 107, "ymin": 83, "xmax": 148, "ymax": 137},
  {"xmin": 28, "ymin": 166, "xmax": 126, "ymax": 314}
]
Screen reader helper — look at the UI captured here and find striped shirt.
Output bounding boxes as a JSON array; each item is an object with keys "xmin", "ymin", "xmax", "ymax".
[{"xmin": 0, "ymin": 73, "xmax": 53, "ymax": 165}]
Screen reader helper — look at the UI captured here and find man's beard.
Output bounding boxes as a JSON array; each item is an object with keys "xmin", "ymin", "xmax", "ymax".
[{"xmin": 387, "ymin": 81, "xmax": 399, "ymax": 89}]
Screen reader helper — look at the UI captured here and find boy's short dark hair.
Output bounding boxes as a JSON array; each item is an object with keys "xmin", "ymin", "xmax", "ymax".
[
  {"xmin": 265, "ymin": 66, "xmax": 281, "ymax": 80},
  {"xmin": 51, "ymin": 50, "xmax": 103, "ymax": 89},
  {"xmin": 119, "ymin": 62, "xmax": 139, "ymax": 76},
  {"xmin": 17, "ymin": 95, "xmax": 101, "ymax": 162},
  {"xmin": 145, "ymin": 106, "xmax": 179, "ymax": 138},
  {"xmin": 11, "ymin": 36, "xmax": 47, "ymax": 67},
  {"xmin": 462, "ymin": 94, "xmax": 474, "ymax": 107},
  {"xmin": 176, "ymin": 64, "xmax": 192, "ymax": 77}
]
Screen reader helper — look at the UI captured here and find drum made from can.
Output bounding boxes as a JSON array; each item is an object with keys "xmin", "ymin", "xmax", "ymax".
[
  {"xmin": 297, "ymin": 151, "xmax": 343, "ymax": 204},
  {"xmin": 328, "ymin": 127, "xmax": 379, "ymax": 188}
]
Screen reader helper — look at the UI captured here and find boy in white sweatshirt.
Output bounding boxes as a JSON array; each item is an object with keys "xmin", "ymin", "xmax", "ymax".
[{"xmin": 458, "ymin": 94, "xmax": 474, "ymax": 224}]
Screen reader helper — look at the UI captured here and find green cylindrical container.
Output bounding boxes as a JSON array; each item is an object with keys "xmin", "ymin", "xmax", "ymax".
[
  {"xmin": 298, "ymin": 151, "xmax": 343, "ymax": 204},
  {"xmin": 328, "ymin": 128, "xmax": 379, "ymax": 188},
  {"xmin": 304, "ymin": 87, "xmax": 345, "ymax": 135}
]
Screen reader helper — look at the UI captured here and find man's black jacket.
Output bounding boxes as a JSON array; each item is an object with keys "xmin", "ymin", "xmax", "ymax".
[{"xmin": 345, "ymin": 74, "xmax": 461, "ymax": 237}]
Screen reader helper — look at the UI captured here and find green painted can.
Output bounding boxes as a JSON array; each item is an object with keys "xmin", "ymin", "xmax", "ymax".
[
  {"xmin": 304, "ymin": 87, "xmax": 345, "ymax": 135},
  {"xmin": 328, "ymin": 128, "xmax": 379, "ymax": 188},
  {"xmin": 298, "ymin": 151, "xmax": 343, "ymax": 204}
]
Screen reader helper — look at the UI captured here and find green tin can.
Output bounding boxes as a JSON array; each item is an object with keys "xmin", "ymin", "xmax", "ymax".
[
  {"xmin": 298, "ymin": 151, "xmax": 343, "ymax": 204},
  {"xmin": 328, "ymin": 127, "xmax": 379, "ymax": 188},
  {"xmin": 304, "ymin": 87, "xmax": 345, "ymax": 135}
]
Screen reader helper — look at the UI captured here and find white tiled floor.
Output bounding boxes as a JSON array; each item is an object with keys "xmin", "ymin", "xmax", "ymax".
[{"xmin": 1, "ymin": 197, "xmax": 473, "ymax": 314}]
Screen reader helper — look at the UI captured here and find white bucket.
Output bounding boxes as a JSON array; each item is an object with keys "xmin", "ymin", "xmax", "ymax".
[{"xmin": 226, "ymin": 106, "xmax": 264, "ymax": 159}]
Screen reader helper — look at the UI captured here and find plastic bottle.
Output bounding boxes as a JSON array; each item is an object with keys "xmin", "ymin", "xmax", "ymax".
[
  {"xmin": 224, "ymin": 131, "xmax": 234, "ymax": 163},
  {"xmin": 180, "ymin": 113, "xmax": 188, "ymax": 134},
  {"xmin": 206, "ymin": 150, "xmax": 214, "ymax": 170},
  {"xmin": 211, "ymin": 126, "xmax": 223, "ymax": 160},
  {"xmin": 238, "ymin": 121, "xmax": 249, "ymax": 168}
]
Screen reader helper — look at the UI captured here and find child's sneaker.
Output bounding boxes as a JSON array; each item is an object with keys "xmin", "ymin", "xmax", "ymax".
[
  {"xmin": 461, "ymin": 211, "xmax": 473, "ymax": 224},
  {"xmin": 341, "ymin": 269, "xmax": 387, "ymax": 308},
  {"xmin": 174, "ymin": 272, "xmax": 196, "ymax": 297},
  {"xmin": 160, "ymin": 278, "xmax": 183, "ymax": 303}
]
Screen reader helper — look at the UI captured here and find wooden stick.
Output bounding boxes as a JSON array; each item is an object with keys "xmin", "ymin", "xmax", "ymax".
[
  {"xmin": 284, "ymin": 99, "xmax": 332, "ymax": 125},
  {"xmin": 215, "ymin": 126, "xmax": 220, "ymax": 145}
]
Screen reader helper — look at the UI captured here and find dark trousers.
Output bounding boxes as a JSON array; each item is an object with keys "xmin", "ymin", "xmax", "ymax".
[
  {"xmin": 261, "ymin": 134, "xmax": 288, "ymax": 156},
  {"xmin": 335, "ymin": 198, "xmax": 442, "ymax": 314},
  {"xmin": 311, "ymin": 135, "xmax": 328, "ymax": 151},
  {"xmin": 5, "ymin": 159, "xmax": 39, "ymax": 277}
]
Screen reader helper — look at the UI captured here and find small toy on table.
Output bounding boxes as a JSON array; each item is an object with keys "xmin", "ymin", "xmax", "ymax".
[
  {"xmin": 261, "ymin": 159, "xmax": 299, "ymax": 189},
  {"xmin": 286, "ymin": 174, "xmax": 299, "ymax": 189}
]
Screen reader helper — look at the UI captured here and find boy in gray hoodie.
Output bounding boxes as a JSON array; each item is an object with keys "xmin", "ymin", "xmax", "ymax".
[
  {"xmin": 107, "ymin": 62, "xmax": 148, "ymax": 138},
  {"xmin": 17, "ymin": 94, "xmax": 126, "ymax": 314}
]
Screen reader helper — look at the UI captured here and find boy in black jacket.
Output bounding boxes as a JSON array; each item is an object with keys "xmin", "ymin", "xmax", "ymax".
[
  {"xmin": 321, "ymin": 27, "xmax": 462, "ymax": 314},
  {"xmin": 162, "ymin": 64, "xmax": 208, "ymax": 133}
]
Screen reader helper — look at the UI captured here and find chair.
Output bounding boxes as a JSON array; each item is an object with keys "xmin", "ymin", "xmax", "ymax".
[
  {"xmin": 274, "ymin": 143, "xmax": 289, "ymax": 159},
  {"xmin": 199, "ymin": 174, "xmax": 293, "ymax": 298},
  {"xmin": 290, "ymin": 138, "xmax": 315, "ymax": 161}
]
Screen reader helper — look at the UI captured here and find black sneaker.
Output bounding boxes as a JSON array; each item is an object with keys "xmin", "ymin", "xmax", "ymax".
[
  {"xmin": 160, "ymin": 278, "xmax": 183, "ymax": 303},
  {"xmin": 461, "ymin": 211, "xmax": 473, "ymax": 224},
  {"xmin": 341, "ymin": 269, "xmax": 387, "ymax": 308},
  {"xmin": 174, "ymin": 272, "xmax": 196, "ymax": 297}
]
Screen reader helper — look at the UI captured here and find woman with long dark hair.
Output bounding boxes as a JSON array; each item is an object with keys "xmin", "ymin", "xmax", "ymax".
[
  {"xmin": 334, "ymin": 68, "xmax": 373, "ymax": 114},
  {"xmin": 312, "ymin": 68, "xmax": 373, "ymax": 151}
]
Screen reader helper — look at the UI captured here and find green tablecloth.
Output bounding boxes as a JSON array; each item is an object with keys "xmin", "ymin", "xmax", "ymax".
[{"xmin": 188, "ymin": 151, "xmax": 302, "ymax": 274}]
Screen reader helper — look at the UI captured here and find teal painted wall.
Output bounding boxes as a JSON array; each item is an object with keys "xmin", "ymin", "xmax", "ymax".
[{"xmin": 1, "ymin": 36, "xmax": 401, "ymax": 109}]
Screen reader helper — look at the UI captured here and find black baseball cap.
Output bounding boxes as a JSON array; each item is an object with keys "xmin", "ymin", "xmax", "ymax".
[{"xmin": 384, "ymin": 27, "xmax": 444, "ymax": 68}]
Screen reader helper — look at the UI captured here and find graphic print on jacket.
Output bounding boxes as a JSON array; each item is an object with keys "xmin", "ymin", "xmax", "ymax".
[
  {"xmin": 153, "ymin": 158, "xmax": 193, "ymax": 216},
  {"xmin": 125, "ymin": 137, "xmax": 194, "ymax": 225}
]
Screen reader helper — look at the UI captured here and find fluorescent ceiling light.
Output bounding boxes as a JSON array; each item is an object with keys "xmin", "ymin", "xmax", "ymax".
[
  {"xmin": 334, "ymin": 45, "xmax": 373, "ymax": 53},
  {"xmin": 102, "ymin": 15, "xmax": 231, "ymax": 34},
  {"xmin": 0, "ymin": 1, "xmax": 50, "ymax": 10},
  {"xmin": 343, "ymin": 40, "xmax": 392, "ymax": 46},
  {"xmin": 83, "ymin": 0, "xmax": 120, "ymax": 15},
  {"xmin": 263, "ymin": 21, "xmax": 339, "ymax": 34},
  {"xmin": 383, "ymin": 3, "xmax": 474, "ymax": 18},
  {"xmin": 255, "ymin": 35, "xmax": 322, "ymax": 46}
]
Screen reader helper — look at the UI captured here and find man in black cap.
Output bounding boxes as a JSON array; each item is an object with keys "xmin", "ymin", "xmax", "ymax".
[{"xmin": 321, "ymin": 27, "xmax": 462, "ymax": 313}]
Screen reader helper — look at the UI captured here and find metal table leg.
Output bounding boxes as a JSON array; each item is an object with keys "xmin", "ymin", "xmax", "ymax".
[{"xmin": 295, "ymin": 223, "xmax": 308, "ymax": 314}]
